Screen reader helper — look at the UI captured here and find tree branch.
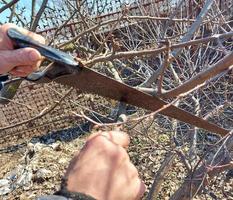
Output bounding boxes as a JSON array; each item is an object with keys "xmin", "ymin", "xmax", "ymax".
[
  {"xmin": 83, "ymin": 32, "xmax": 233, "ymax": 67},
  {"xmin": 170, "ymin": 132, "xmax": 233, "ymax": 200},
  {"xmin": 160, "ymin": 52, "xmax": 233, "ymax": 99},
  {"xmin": 0, "ymin": 0, "xmax": 19, "ymax": 14},
  {"xmin": 30, "ymin": 0, "xmax": 48, "ymax": 31}
]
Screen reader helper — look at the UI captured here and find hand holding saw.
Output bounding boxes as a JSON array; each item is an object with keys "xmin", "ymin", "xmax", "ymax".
[{"xmin": 0, "ymin": 28, "xmax": 230, "ymax": 136}]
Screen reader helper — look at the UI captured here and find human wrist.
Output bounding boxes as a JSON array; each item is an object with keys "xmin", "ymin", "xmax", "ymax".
[{"xmin": 54, "ymin": 177, "xmax": 96, "ymax": 200}]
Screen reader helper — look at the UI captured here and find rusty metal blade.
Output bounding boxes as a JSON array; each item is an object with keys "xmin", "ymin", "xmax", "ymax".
[{"xmin": 52, "ymin": 65, "xmax": 229, "ymax": 136}]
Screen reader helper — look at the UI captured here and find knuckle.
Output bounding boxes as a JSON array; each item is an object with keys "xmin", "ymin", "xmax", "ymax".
[
  {"xmin": 128, "ymin": 163, "xmax": 139, "ymax": 178},
  {"xmin": 17, "ymin": 49, "xmax": 28, "ymax": 64},
  {"xmin": 1, "ymin": 23, "xmax": 16, "ymax": 30},
  {"xmin": 112, "ymin": 146, "xmax": 129, "ymax": 163},
  {"xmin": 87, "ymin": 135, "xmax": 110, "ymax": 149},
  {"xmin": 18, "ymin": 48, "xmax": 39, "ymax": 64},
  {"xmin": 0, "ymin": 24, "xmax": 45, "ymax": 44}
]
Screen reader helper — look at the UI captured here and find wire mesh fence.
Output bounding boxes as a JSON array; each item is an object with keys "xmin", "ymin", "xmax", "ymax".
[
  {"xmin": 0, "ymin": 0, "xmax": 163, "ymax": 147},
  {"xmin": 0, "ymin": 0, "xmax": 232, "ymax": 148},
  {"xmin": 0, "ymin": 80, "xmax": 115, "ymax": 148}
]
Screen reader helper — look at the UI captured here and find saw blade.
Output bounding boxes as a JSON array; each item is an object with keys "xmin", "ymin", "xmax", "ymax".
[{"xmin": 51, "ymin": 65, "xmax": 229, "ymax": 136}]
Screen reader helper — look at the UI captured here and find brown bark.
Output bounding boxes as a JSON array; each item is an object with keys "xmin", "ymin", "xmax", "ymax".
[
  {"xmin": 170, "ymin": 133, "xmax": 233, "ymax": 200},
  {"xmin": 30, "ymin": 0, "xmax": 48, "ymax": 32},
  {"xmin": 0, "ymin": 0, "xmax": 19, "ymax": 14},
  {"xmin": 161, "ymin": 52, "xmax": 233, "ymax": 98}
]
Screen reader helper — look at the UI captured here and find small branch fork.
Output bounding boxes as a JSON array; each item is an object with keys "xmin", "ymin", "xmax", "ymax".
[
  {"xmin": 0, "ymin": 0, "xmax": 19, "ymax": 14},
  {"xmin": 71, "ymin": 98, "xmax": 179, "ymax": 128},
  {"xmin": 157, "ymin": 40, "xmax": 173, "ymax": 95},
  {"xmin": 83, "ymin": 32, "xmax": 233, "ymax": 67}
]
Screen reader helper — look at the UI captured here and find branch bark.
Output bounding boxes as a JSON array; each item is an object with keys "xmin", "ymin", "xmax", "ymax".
[
  {"xmin": 170, "ymin": 132, "xmax": 233, "ymax": 200},
  {"xmin": 160, "ymin": 52, "xmax": 233, "ymax": 98},
  {"xmin": 0, "ymin": 0, "xmax": 19, "ymax": 14},
  {"xmin": 147, "ymin": 152, "xmax": 176, "ymax": 200},
  {"xmin": 30, "ymin": 0, "xmax": 48, "ymax": 32},
  {"xmin": 142, "ymin": 0, "xmax": 215, "ymax": 87},
  {"xmin": 83, "ymin": 31, "xmax": 233, "ymax": 67}
]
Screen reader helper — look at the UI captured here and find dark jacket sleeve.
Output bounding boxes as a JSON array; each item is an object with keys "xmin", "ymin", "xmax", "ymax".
[
  {"xmin": 36, "ymin": 195, "xmax": 68, "ymax": 200},
  {"xmin": 36, "ymin": 192, "xmax": 96, "ymax": 200}
]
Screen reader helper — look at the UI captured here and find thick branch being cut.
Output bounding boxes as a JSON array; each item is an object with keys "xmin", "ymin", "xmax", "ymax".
[{"xmin": 160, "ymin": 52, "xmax": 233, "ymax": 99}]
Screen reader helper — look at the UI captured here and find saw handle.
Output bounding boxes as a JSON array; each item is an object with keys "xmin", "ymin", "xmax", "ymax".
[
  {"xmin": 7, "ymin": 28, "xmax": 78, "ymax": 67},
  {"xmin": 0, "ymin": 28, "xmax": 80, "ymax": 104}
]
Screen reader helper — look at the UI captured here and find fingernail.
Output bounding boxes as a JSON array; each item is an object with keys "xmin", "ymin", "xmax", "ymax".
[{"xmin": 29, "ymin": 50, "xmax": 41, "ymax": 62}]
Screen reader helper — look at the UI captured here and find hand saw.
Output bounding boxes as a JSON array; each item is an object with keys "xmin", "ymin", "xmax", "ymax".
[{"xmin": 0, "ymin": 28, "xmax": 230, "ymax": 136}]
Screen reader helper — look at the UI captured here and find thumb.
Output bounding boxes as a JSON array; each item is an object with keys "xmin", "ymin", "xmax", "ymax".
[
  {"xmin": 0, "ymin": 48, "xmax": 42, "ymax": 74},
  {"xmin": 87, "ymin": 131, "xmax": 130, "ymax": 148}
]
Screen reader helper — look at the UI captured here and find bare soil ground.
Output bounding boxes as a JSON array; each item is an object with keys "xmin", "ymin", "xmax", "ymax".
[{"xmin": 0, "ymin": 125, "xmax": 232, "ymax": 200}]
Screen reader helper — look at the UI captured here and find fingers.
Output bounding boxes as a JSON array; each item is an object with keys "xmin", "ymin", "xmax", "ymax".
[
  {"xmin": 9, "ymin": 48, "xmax": 42, "ymax": 67},
  {"xmin": 0, "ymin": 23, "xmax": 45, "ymax": 50},
  {"xmin": 0, "ymin": 23, "xmax": 45, "ymax": 76},
  {"xmin": 125, "ymin": 162, "xmax": 146, "ymax": 199},
  {"xmin": 10, "ymin": 65, "xmax": 37, "ymax": 77},
  {"xmin": 134, "ymin": 179, "xmax": 146, "ymax": 200},
  {"xmin": 66, "ymin": 130, "xmax": 146, "ymax": 200},
  {"xmin": 87, "ymin": 131, "xmax": 130, "ymax": 148},
  {"xmin": 0, "ymin": 48, "xmax": 42, "ymax": 75}
]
